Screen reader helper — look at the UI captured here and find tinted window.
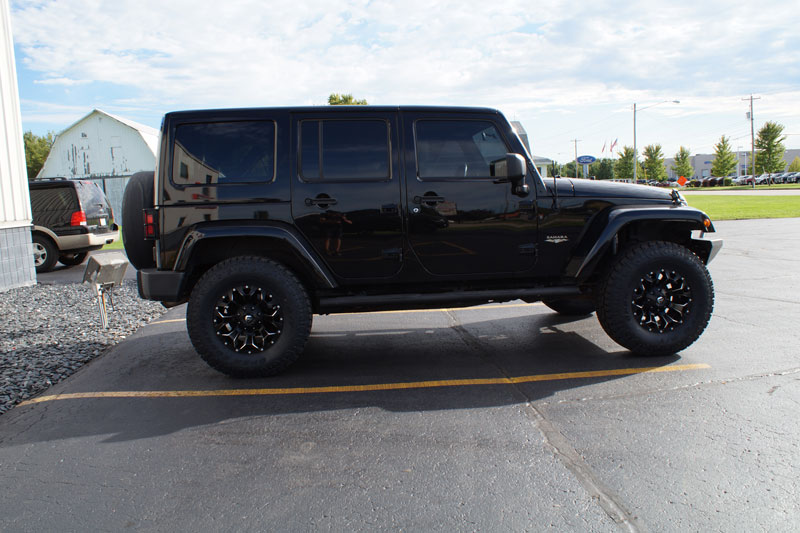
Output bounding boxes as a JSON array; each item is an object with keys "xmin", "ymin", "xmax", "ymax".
[
  {"xmin": 300, "ymin": 120, "xmax": 390, "ymax": 181},
  {"xmin": 415, "ymin": 120, "xmax": 508, "ymax": 179},
  {"xmin": 172, "ymin": 121, "xmax": 275, "ymax": 185},
  {"xmin": 30, "ymin": 186, "xmax": 76, "ymax": 213},
  {"xmin": 75, "ymin": 181, "xmax": 109, "ymax": 215}
]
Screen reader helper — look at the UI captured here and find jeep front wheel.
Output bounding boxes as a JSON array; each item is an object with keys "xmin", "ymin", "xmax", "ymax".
[
  {"xmin": 186, "ymin": 257, "xmax": 312, "ymax": 377},
  {"xmin": 596, "ymin": 241, "xmax": 714, "ymax": 356}
]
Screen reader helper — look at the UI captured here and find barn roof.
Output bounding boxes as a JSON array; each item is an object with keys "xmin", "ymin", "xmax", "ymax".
[{"xmin": 58, "ymin": 109, "xmax": 160, "ymax": 155}]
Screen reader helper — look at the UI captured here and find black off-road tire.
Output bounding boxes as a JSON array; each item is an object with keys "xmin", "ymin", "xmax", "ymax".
[
  {"xmin": 543, "ymin": 298, "xmax": 596, "ymax": 316},
  {"xmin": 32, "ymin": 234, "xmax": 58, "ymax": 273},
  {"xmin": 596, "ymin": 241, "xmax": 714, "ymax": 356},
  {"xmin": 58, "ymin": 252, "xmax": 89, "ymax": 267},
  {"xmin": 121, "ymin": 171, "xmax": 156, "ymax": 270},
  {"xmin": 186, "ymin": 257, "xmax": 312, "ymax": 377}
]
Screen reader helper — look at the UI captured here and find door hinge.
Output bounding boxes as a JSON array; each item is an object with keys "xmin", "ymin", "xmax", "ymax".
[{"xmin": 518, "ymin": 243, "xmax": 537, "ymax": 255}]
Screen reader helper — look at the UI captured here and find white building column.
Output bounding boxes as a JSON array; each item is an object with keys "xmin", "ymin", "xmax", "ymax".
[{"xmin": 0, "ymin": 0, "xmax": 35, "ymax": 291}]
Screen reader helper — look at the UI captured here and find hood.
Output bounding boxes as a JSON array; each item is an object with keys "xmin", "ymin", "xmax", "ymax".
[{"xmin": 567, "ymin": 178, "xmax": 673, "ymax": 201}]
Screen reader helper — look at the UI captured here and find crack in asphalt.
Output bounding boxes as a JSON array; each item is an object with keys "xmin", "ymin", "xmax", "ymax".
[
  {"xmin": 714, "ymin": 291, "xmax": 800, "ymax": 305},
  {"xmin": 544, "ymin": 367, "xmax": 800, "ymax": 406},
  {"xmin": 445, "ymin": 311, "xmax": 643, "ymax": 533}
]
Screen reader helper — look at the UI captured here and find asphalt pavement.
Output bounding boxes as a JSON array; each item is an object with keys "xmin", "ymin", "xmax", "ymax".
[{"xmin": 1, "ymin": 218, "xmax": 799, "ymax": 531}]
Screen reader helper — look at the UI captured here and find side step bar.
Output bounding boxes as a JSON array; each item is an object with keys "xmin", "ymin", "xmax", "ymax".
[{"xmin": 317, "ymin": 286, "xmax": 582, "ymax": 314}]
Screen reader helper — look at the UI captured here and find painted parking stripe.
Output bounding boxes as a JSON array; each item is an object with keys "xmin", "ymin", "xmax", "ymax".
[{"xmin": 19, "ymin": 364, "xmax": 710, "ymax": 406}]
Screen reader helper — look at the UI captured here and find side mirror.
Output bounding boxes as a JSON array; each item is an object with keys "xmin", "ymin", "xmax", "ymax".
[
  {"xmin": 506, "ymin": 153, "xmax": 529, "ymax": 197},
  {"xmin": 506, "ymin": 153, "xmax": 526, "ymax": 182}
]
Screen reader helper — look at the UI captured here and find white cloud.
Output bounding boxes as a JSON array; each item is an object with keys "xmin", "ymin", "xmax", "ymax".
[{"xmin": 10, "ymin": 0, "xmax": 800, "ymax": 157}]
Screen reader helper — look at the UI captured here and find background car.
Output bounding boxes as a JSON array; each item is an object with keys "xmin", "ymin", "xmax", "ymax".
[{"xmin": 29, "ymin": 179, "xmax": 119, "ymax": 273}]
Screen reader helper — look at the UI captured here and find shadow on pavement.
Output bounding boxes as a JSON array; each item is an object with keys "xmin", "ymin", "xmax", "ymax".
[{"xmin": 0, "ymin": 312, "xmax": 680, "ymax": 445}]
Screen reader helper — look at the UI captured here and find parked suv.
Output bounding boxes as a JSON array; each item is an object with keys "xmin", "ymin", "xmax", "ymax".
[
  {"xmin": 124, "ymin": 106, "xmax": 722, "ymax": 377},
  {"xmin": 30, "ymin": 178, "xmax": 119, "ymax": 273}
]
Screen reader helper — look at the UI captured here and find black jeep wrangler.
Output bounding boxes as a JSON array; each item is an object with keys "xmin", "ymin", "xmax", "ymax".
[{"xmin": 123, "ymin": 106, "xmax": 722, "ymax": 377}]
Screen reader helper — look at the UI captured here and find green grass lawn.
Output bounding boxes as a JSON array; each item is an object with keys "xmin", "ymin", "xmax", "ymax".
[
  {"xmin": 103, "ymin": 227, "xmax": 125, "ymax": 250},
  {"xmin": 684, "ymin": 195, "xmax": 800, "ymax": 220},
  {"xmin": 686, "ymin": 183, "xmax": 800, "ymax": 192}
]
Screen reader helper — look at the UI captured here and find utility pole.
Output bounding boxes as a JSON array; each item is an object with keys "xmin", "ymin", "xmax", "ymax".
[
  {"xmin": 633, "ymin": 103, "xmax": 637, "ymax": 182},
  {"xmin": 743, "ymin": 94, "xmax": 760, "ymax": 188},
  {"xmin": 572, "ymin": 139, "xmax": 580, "ymax": 178}
]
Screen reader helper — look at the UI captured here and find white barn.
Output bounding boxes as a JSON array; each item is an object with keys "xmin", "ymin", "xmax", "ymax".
[{"xmin": 37, "ymin": 109, "xmax": 159, "ymax": 218}]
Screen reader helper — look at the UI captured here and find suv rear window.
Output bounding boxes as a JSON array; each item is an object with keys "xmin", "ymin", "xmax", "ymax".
[
  {"xmin": 74, "ymin": 181, "xmax": 109, "ymax": 215},
  {"xmin": 172, "ymin": 121, "xmax": 276, "ymax": 186}
]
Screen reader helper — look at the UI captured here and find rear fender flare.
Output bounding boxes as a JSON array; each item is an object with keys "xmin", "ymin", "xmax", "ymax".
[{"xmin": 174, "ymin": 223, "xmax": 337, "ymax": 289}]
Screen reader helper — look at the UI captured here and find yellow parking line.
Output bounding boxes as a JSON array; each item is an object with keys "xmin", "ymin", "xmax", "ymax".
[
  {"xmin": 19, "ymin": 363, "xmax": 710, "ymax": 406},
  {"xmin": 150, "ymin": 318, "xmax": 187, "ymax": 325}
]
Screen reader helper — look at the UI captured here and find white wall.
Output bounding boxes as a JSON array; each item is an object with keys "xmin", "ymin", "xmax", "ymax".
[{"xmin": 0, "ymin": 0, "xmax": 35, "ymax": 290}]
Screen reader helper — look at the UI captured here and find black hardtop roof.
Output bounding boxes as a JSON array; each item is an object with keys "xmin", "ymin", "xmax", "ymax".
[{"xmin": 164, "ymin": 105, "xmax": 504, "ymax": 121}]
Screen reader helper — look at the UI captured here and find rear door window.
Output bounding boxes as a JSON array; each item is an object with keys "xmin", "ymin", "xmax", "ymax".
[
  {"xmin": 299, "ymin": 119, "xmax": 390, "ymax": 181},
  {"xmin": 172, "ymin": 121, "xmax": 276, "ymax": 186},
  {"xmin": 30, "ymin": 186, "xmax": 76, "ymax": 214}
]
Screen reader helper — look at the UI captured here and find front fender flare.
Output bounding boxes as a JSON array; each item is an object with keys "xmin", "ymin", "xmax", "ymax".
[{"xmin": 567, "ymin": 205, "xmax": 715, "ymax": 280}]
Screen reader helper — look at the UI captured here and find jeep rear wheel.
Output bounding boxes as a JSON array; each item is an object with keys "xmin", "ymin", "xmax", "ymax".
[
  {"xmin": 186, "ymin": 257, "xmax": 312, "ymax": 377},
  {"xmin": 596, "ymin": 241, "xmax": 714, "ymax": 356}
]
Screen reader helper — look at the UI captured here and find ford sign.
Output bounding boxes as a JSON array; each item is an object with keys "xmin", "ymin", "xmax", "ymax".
[{"xmin": 576, "ymin": 155, "xmax": 596, "ymax": 164}]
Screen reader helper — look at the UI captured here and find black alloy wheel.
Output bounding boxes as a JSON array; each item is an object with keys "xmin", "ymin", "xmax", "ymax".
[
  {"xmin": 596, "ymin": 241, "xmax": 714, "ymax": 356},
  {"xmin": 187, "ymin": 257, "xmax": 312, "ymax": 377},
  {"xmin": 631, "ymin": 268, "xmax": 692, "ymax": 333},
  {"xmin": 214, "ymin": 284, "xmax": 284, "ymax": 355}
]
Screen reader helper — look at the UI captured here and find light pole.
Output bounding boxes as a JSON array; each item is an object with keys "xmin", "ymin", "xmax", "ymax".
[{"xmin": 633, "ymin": 100, "xmax": 680, "ymax": 182}]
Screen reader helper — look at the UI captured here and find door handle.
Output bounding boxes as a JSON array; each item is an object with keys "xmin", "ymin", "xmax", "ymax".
[
  {"xmin": 305, "ymin": 196, "xmax": 338, "ymax": 207},
  {"xmin": 413, "ymin": 195, "xmax": 445, "ymax": 206}
]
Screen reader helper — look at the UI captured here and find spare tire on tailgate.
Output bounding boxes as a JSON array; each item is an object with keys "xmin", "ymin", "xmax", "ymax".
[{"xmin": 122, "ymin": 171, "xmax": 156, "ymax": 270}]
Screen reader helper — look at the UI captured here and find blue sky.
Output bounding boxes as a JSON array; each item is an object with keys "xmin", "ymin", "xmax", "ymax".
[{"xmin": 9, "ymin": 0, "xmax": 800, "ymax": 162}]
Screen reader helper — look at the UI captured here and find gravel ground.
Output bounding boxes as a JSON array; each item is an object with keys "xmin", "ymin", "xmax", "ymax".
[{"xmin": 0, "ymin": 280, "xmax": 167, "ymax": 415}]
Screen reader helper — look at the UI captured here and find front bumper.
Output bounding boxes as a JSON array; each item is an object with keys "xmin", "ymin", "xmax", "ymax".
[{"xmin": 137, "ymin": 268, "xmax": 187, "ymax": 302}]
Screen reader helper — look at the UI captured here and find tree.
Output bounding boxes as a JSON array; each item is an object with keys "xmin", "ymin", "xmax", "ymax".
[
  {"xmin": 590, "ymin": 158, "xmax": 615, "ymax": 180},
  {"xmin": 671, "ymin": 146, "xmax": 694, "ymax": 180},
  {"xmin": 754, "ymin": 121, "xmax": 786, "ymax": 177},
  {"xmin": 642, "ymin": 144, "xmax": 666, "ymax": 181},
  {"xmin": 328, "ymin": 93, "xmax": 368, "ymax": 105},
  {"xmin": 788, "ymin": 156, "xmax": 800, "ymax": 172},
  {"xmin": 615, "ymin": 146, "xmax": 637, "ymax": 181},
  {"xmin": 561, "ymin": 161, "xmax": 583, "ymax": 178},
  {"xmin": 23, "ymin": 131, "xmax": 55, "ymax": 180},
  {"xmin": 710, "ymin": 135, "xmax": 737, "ymax": 177},
  {"xmin": 548, "ymin": 161, "xmax": 561, "ymax": 177}
]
